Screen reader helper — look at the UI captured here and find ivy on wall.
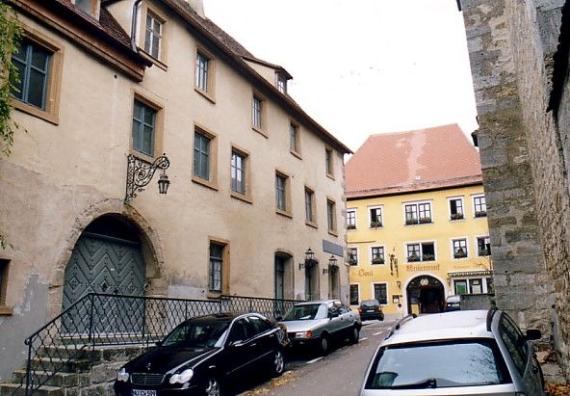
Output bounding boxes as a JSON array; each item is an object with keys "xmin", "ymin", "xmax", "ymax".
[{"xmin": 0, "ymin": 1, "xmax": 21, "ymax": 249}]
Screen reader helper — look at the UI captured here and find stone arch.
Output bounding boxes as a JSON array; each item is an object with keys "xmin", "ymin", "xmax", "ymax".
[
  {"xmin": 48, "ymin": 199, "xmax": 165, "ymax": 318},
  {"xmin": 404, "ymin": 274, "xmax": 446, "ymax": 315}
]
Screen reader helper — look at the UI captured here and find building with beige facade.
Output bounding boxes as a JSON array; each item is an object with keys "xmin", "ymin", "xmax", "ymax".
[
  {"xmin": 0, "ymin": 0, "xmax": 351, "ymax": 380},
  {"xmin": 345, "ymin": 125, "xmax": 491, "ymax": 318}
]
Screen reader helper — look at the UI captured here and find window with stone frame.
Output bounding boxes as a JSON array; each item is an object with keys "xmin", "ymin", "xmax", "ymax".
[
  {"xmin": 346, "ymin": 209, "xmax": 356, "ymax": 230},
  {"xmin": 252, "ymin": 95, "xmax": 263, "ymax": 130},
  {"xmin": 449, "ymin": 198, "xmax": 464, "ymax": 220},
  {"xmin": 144, "ymin": 11, "xmax": 163, "ymax": 59},
  {"xmin": 231, "ymin": 150, "xmax": 247, "ymax": 195},
  {"xmin": 304, "ymin": 187, "xmax": 315, "ymax": 224},
  {"xmin": 275, "ymin": 173, "xmax": 289, "ymax": 212},
  {"xmin": 325, "ymin": 148, "xmax": 334, "ymax": 177},
  {"xmin": 474, "ymin": 195, "xmax": 487, "ymax": 217},
  {"xmin": 290, "ymin": 123, "xmax": 300, "ymax": 154},
  {"xmin": 195, "ymin": 52, "xmax": 210, "ymax": 93},
  {"xmin": 477, "ymin": 236, "xmax": 491, "ymax": 256},
  {"xmin": 347, "ymin": 248, "xmax": 358, "ymax": 266},
  {"xmin": 209, "ymin": 242, "xmax": 225, "ymax": 293},
  {"xmin": 193, "ymin": 129, "xmax": 211, "ymax": 181},
  {"xmin": 371, "ymin": 246, "xmax": 385, "ymax": 265},
  {"xmin": 369, "ymin": 207, "xmax": 383, "ymax": 227},
  {"xmin": 277, "ymin": 73, "xmax": 287, "ymax": 94},
  {"xmin": 405, "ymin": 202, "xmax": 432, "ymax": 225},
  {"xmin": 373, "ymin": 283, "xmax": 388, "ymax": 305},
  {"xmin": 132, "ymin": 99, "xmax": 157, "ymax": 157},
  {"xmin": 454, "ymin": 279, "xmax": 468, "ymax": 295},
  {"xmin": 0, "ymin": 260, "xmax": 9, "ymax": 308},
  {"xmin": 406, "ymin": 242, "xmax": 435, "ymax": 262},
  {"xmin": 327, "ymin": 199, "xmax": 337, "ymax": 233},
  {"xmin": 452, "ymin": 238, "xmax": 468, "ymax": 259},
  {"xmin": 349, "ymin": 284, "xmax": 359, "ymax": 305}
]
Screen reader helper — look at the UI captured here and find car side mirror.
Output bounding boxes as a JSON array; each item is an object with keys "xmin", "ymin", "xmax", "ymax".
[
  {"xmin": 525, "ymin": 329, "xmax": 542, "ymax": 341},
  {"xmin": 228, "ymin": 340, "xmax": 244, "ymax": 348}
]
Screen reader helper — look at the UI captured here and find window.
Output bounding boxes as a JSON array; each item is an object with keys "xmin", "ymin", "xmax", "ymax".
[
  {"xmin": 474, "ymin": 195, "xmax": 487, "ymax": 217},
  {"xmin": 452, "ymin": 238, "xmax": 468, "ymax": 259},
  {"xmin": 290, "ymin": 123, "xmax": 300, "ymax": 154},
  {"xmin": 373, "ymin": 283, "xmax": 387, "ymax": 305},
  {"xmin": 449, "ymin": 198, "xmax": 464, "ymax": 220},
  {"xmin": 406, "ymin": 242, "xmax": 435, "ymax": 262},
  {"xmin": 371, "ymin": 246, "xmax": 385, "ymax": 265},
  {"xmin": 487, "ymin": 277, "xmax": 494, "ymax": 293},
  {"xmin": 252, "ymin": 95, "xmax": 263, "ymax": 130},
  {"xmin": 132, "ymin": 99, "xmax": 157, "ymax": 157},
  {"xmin": 305, "ymin": 187, "xmax": 316, "ymax": 225},
  {"xmin": 477, "ymin": 236, "xmax": 491, "ymax": 256},
  {"xmin": 327, "ymin": 199, "xmax": 337, "ymax": 233},
  {"xmin": 325, "ymin": 148, "xmax": 334, "ymax": 177},
  {"xmin": 195, "ymin": 52, "xmax": 210, "ymax": 92},
  {"xmin": 0, "ymin": 260, "xmax": 9, "ymax": 310},
  {"xmin": 349, "ymin": 284, "xmax": 359, "ymax": 305},
  {"xmin": 275, "ymin": 173, "xmax": 289, "ymax": 213},
  {"xmin": 230, "ymin": 149, "xmax": 247, "ymax": 195},
  {"xmin": 347, "ymin": 209, "xmax": 356, "ymax": 230},
  {"xmin": 347, "ymin": 248, "xmax": 358, "ymax": 265},
  {"xmin": 193, "ymin": 130, "xmax": 211, "ymax": 181},
  {"xmin": 499, "ymin": 314, "xmax": 528, "ymax": 375},
  {"xmin": 454, "ymin": 279, "xmax": 468, "ymax": 295},
  {"xmin": 469, "ymin": 279, "xmax": 483, "ymax": 294},
  {"xmin": 144, "ymin": 11, "xmax": 163, "ymax": 59},
  {"xmin": 369, "ymin": 207, "xmax": 383, "ymax": 227},
  {"xmin": 11, "ymin": 38, "xmax": 53, "ymax": 111},
  {"xmin": 277, "ymin": 73, "xmax": 287, "ymax": 94},
  {"xmin": 74, "ymin": 0, "xmax": 96, "ymax": 15},
  {"xmin": 209, "ymin": 242, "xmax": 225, "ymax": 293},
  {"xmin": 405, "ymin": 202, "xmax": 432, "ymax": 225}
]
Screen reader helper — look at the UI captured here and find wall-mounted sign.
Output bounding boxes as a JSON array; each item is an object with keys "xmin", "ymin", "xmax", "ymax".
[{"xmin": 358, "ymin": 269, "xmax": 373, "ymax": 277}]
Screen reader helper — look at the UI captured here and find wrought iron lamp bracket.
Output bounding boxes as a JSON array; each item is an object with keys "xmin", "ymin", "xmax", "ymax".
[{"xmin": 125, "ymin": 153, "xmax": 171, "ymax": 203}]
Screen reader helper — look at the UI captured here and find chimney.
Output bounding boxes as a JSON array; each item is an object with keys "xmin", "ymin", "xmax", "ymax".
[{"xmin": 185, "ymin": 0, "xmax": 205, "ymax": 17}]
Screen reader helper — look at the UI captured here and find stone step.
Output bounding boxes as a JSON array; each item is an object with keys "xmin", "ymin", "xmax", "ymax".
[
  {"xmin": 37, "ymin": 344, "xmax": 147, "ymax": 364},
  {"xmin": 12, "ymin": 370, "xmax": 89, "ymax": 389},
  {"xmin": 30, "ymin": 358, "xmax": 91, "ymax": 373},
  {"xmin": 0, "ymin": 383, "xmax": 63, "ymax": 396}
]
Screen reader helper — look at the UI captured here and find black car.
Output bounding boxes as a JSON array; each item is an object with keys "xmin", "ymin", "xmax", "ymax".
[
  {"xmin": 114, "ymin": 313, "xmax": 287, "ymax": 396},
  {"xmin": 358, "ymin": 299, "xmax": 384, "ymax": 321}
]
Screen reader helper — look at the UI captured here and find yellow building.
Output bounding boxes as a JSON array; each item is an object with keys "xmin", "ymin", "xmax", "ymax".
[{"xmin": 345, "ymin": 125, "xmax": 491, "ymax": 317}]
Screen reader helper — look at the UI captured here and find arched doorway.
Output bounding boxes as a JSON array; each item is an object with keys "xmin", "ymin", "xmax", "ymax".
[
  {"xmin": 406, "ymin": 275, "xmax": 445, "ymax": 315},
  {"xmin": 63, "ymin": 215, "xmax": 146, "ymax": 308}
]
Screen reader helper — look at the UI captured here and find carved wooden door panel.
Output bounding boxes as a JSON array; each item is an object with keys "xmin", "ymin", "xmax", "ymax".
[{"xmin": 62, "ymin": 233, "xmax": 145, "ymax": 334}]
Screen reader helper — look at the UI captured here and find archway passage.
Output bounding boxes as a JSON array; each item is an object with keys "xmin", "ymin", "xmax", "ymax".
[
  {"xmin": 406, "ymin": 275, "xmax": 444, "ymax": 315},
  {"xmin": 62, "ymin": 215, "xmax": 147, "ymax": 333}
]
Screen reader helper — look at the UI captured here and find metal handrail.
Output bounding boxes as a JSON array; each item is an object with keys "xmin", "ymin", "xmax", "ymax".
[{"xmin": 22, "ymin": 292, "xmax": 303, "ymax": 395}]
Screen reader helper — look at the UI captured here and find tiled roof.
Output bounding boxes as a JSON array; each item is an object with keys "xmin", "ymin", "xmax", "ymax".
[{"xmin": 346, "ymin": 124, "xmax": 482, "ymax": 198}]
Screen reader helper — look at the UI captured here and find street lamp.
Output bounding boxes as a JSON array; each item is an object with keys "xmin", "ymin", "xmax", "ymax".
[
  {"xmin": 125, "ymin": 153, "xmax": 171, "ymax": 203},
  {"xmin": 323, "ymin": 255, "xmax": 338, "ymax": 274},
  {"xmin": 299, "ymin": 248, "xmax": 316, "ymax": 270}
]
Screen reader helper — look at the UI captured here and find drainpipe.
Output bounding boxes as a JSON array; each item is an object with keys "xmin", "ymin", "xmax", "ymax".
[{"xmin": 131, "ymin": 0, "xmax": 143, "ymax": 52}]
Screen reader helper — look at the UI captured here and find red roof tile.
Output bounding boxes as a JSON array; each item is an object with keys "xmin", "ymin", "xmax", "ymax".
[{"xmin": 346, "ymin": 124, "xmax": 482, "ymax": 198}]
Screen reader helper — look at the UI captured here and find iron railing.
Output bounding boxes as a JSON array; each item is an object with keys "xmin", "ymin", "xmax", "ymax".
[{"xmin": 23, "ymin": 293, "xmax": 301, "ymax": 395}]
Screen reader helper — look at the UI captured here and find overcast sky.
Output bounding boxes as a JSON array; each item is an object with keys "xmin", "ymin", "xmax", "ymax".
[{"xmin": 203, "ymin": 0, "xmax": 478, "ymax": 151}]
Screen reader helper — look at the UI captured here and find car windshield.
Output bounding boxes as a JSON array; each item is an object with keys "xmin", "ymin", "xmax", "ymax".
[
  {"xmin": 283, "ymin": 304, "xmax": 325, "ymax": 321},
  {"xmin": 366, "ymin": 339, "xmax": 510, "ymax": 389},
  {"xmin": 162, "ymin": 319, "xmax": 230, "ymax": 348}
]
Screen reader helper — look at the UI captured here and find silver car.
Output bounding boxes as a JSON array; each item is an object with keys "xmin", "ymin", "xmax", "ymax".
[
  {"xmin": 279, "ymin": 300, "xmax": 361, "ymax": 354},
  {"xmin": 361, "ymin": 309, "xmax": 545, "ymax": 395}
]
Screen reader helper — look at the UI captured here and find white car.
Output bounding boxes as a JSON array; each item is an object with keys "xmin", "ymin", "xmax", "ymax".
[{"xmin": 360, "ymin": 309, "xmax": 545, "ymax": 395}]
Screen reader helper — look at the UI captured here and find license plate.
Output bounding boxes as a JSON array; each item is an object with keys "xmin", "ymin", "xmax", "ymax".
[
  {"xmin": 132, "ymin": 390, "xmax": 157, "ymax": 396},
  {"xmin": 366, "ymin": 309, "xmax": 375, "ymax": 312}
]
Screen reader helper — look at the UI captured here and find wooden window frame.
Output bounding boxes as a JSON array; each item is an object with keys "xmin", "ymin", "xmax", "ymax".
[
  {"xmin": 11, "ymin": 26, "xmax": 63, "ymax": 125},
  {"xmin": 276, "ymin": 72, "xmax": 287, "ymax": 94},
  {"xmin": 349, "ymin": 284, "xmax": 360, "ymax": 306},
  {"xmin": 251, "ymin": 93, "xmax": 267, "ymax": 137},
  {"xmin": 275, "ymin": 170, "xmax": 292, "ymax": 218},
  {"xmin": 130, "ymin": 92, "xmax": 164, "ymax": 162},
  {"xmin": 230, "ymin": 145, "xmax": 252, "ymax": 204},
  {"xmin": 370, "ymin": 246, "xmax": 386, "ymax": 265},
  {"xmin": 304, "ymin": 186, "xmax": 317, "ymax": 228},
  {"xmin": 476, "ymin": 235, "xmax": 492, "ymax": 257},
  {"xmin": 403, "ymin": 200, "xmax": 433, "ymax": 225},
  {"xmin": 369, "ymin": 205, "xmax": 384, "ymax": 228},
  {"xmin": 207, "ymin": 237, "xmax": 230, "ymax": 298},
  {"xmin": 473, "ymin": 194, "xmax": 487, "ymax": 218},
  {"xmin": 192, "ymin": 124, "xmax": 218, "ymax": 191},
  {"xmin": 325, "ymin": 147, "xmax": 335, "ymax": 179},
  {"xmin": 0, "ymin": 260, "xmax": 12, "ymax": 315},
  {"xmin": 372, "ymin": 282, "xmax": 388, "ymax": 305},
  {"xmin": 405, "ymin": 241, "xmax": 436, "ymax": 262},
  {"xmin": 289, "ymin": 122, "xmax": 302, "ymax": 159},
  {"xmin": 138, "ymin": 4, "xmax": 168, "ymax": 69},
  {"xmin": 327, "ymin": 198, "xmax": 338, "ymax": 236},
  {"xmin": 194, "ymin": 47, "xmax": 216, "ymax": 103},
  {"xmin": 451, "ymin": 237, "xmax": 469, "ymax": 260},
  {"xmin": 346, "ymin": 208, "xmax": 357, "ymax": 230},
  {"xmin": 347, "ymin": 247, "xmax": 358, "ymax": 266},
  {"xmin": 448, "ymin": 196, "xmax": 465, "ymax": 221}
]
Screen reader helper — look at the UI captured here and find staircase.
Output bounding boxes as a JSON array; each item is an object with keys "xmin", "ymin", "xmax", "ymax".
[{"xmin": 0, "ymin": 345, "xmax": 146, "ymax": 396}]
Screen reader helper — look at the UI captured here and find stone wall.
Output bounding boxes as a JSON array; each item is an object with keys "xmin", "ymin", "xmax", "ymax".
[{"xmin": 461, "ymin": 0, "xmax": 570, "ymax": 377}]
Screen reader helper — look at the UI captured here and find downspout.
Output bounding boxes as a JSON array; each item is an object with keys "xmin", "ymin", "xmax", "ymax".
[{"xmin": 131, "ymin": 0, "xmax": 143, "ymax": 52}]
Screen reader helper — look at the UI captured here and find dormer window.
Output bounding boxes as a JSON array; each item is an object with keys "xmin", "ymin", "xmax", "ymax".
[
  {"xmin": 276, "ymin": 73, "xmax": 287, "ymax": 94},
  {"xmin": 144, "ymin": 11, "xmax": 163, "ymax": 59},
  {"xmin": 74, "ymin": 0, "xmax": 99, "ymax": 17}
]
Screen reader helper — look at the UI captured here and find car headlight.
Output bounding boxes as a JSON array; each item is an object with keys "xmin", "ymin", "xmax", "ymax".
[
  {"xmin": 169, "ymin": 369, "xmax": 194, "ymax": 384},
  {"xmin": 116, "ymin": 368, "xmax": 129, "ymax": 382}
]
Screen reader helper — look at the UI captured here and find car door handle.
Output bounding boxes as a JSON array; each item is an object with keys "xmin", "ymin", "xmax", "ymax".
[{"xmin": 249, "ymin": 343, "xmax": 257, "ymax": 347}]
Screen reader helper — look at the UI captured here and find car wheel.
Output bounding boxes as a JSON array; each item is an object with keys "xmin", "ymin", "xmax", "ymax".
[
  {"xmin": 272, "ymin": 349, "xmax": 285, "ymax": 376},
  {"xmin": 319, "ymin": 334, "xmax": 330, "ymax": 355},
  {"xmin": 204, "ymin": 375, "xmax": 222, "ymax": 396},
  {"xmin": 349, "ymin": 326, "xmax": 360, "ymax": 344}
]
